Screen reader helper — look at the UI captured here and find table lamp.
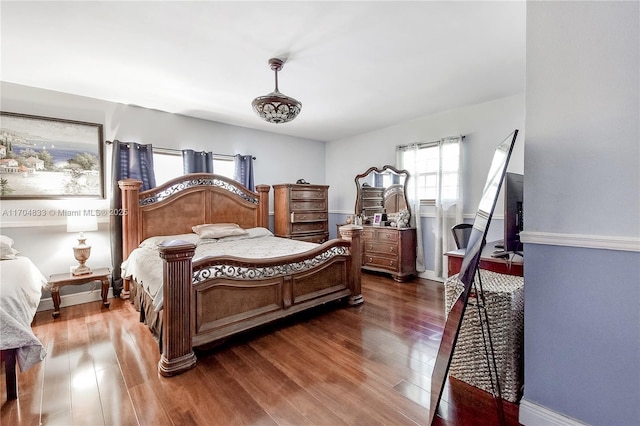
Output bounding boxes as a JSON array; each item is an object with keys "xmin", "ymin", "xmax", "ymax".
[{"xmin": 67, "ymin": 215, "xmax": 98, "ymax": 276}]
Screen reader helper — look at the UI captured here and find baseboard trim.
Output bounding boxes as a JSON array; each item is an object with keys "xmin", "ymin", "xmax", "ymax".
[
  {"xmin": 416, "ymin": 269, "xmax": 445, "ymax": 283},
  {"xmin": 519, "ymin": 398, "xmax": 588, "ymax": 426},
  {"xmin": 38, "ymin": 288, "xmax": 114, "ymax": 312},
  {"xmin": 520, "ymin": 230, "xmax": 640, "ymax": 252}
]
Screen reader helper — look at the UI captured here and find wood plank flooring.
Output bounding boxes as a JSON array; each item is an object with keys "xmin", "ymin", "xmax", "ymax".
[{"xmin": 1, "ymin": 273, "xmax": 521, "ymax": 425}]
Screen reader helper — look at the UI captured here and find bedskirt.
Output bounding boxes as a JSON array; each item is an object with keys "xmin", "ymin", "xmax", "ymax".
[{"xmin": 130, "ymin": 280, "xmax": 162, "ymax": 349}]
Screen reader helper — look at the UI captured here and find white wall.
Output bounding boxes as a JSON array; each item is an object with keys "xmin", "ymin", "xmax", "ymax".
[
  {"xmin": 521, "ymin": 2, "xmax": 639, "ymax": 425},
  {"xmin": 524, "ymin": 3, "xmax": 639, "ymax": 238},
  {"xmin": 326, "ymin": 93, "xmax": 525, "ymax": 216},
  {"xmin": 0, "ymin": 82, "xmax": 326, "ymax": 287}
]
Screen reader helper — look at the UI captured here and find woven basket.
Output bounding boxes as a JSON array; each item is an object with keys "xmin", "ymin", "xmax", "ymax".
[{"xmin": 444, "ymin": 270, "xmax": 524, "ymax": 402}]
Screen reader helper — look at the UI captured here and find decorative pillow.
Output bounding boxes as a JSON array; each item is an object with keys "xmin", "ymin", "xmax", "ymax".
[
  {"xmin": 139, "ymin": 233, "xmax": 200, "ymax": 248},
  {"xmin": 198, "ymin": 226, "xmax": 274, "ymax": 245},
  {"xmin": 192, "ymin": 223, "xmax": 248, "ymax": 239},
  {"xmin": 1, "ymin": 235, "xmax": 19, "ymax": 259},
  {"xmin": 243, "ymin": 227, "xmax": 274, "ymax": 239}
]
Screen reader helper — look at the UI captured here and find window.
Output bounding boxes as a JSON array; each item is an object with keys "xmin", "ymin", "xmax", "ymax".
[
  {"xmin": 397, "ymin": 139, "xmax": 461, "ymax": 203},
  {"xmin": 152, "ymin": 150, "xmax": 235, "ymax": 186}
]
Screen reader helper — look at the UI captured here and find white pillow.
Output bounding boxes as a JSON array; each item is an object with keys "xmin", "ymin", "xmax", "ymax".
[
  {"xmin": 1, "ymin": 235, "xmax": 19, "ymax": 260},
  {"xmin": 139, "ymin": 233, "xmax": 200, "ymax": 248},
  {"xmin": 192, "ymin": 223, "xmax": 248, "ymax": 239},
  {"xmin": 1, "ymin": 235, "xmax": 14, "ymax": 249}
]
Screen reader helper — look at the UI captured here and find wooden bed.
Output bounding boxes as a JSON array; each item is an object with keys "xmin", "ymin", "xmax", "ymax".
[{"xmin": 119, "ymin": 173, "xmax": 363, "ymax": 376}]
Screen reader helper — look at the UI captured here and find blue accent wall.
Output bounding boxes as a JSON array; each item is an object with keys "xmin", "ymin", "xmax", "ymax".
[{"xmin": 524, "ymin": 244, "xmax": 640, "ymax": 424}]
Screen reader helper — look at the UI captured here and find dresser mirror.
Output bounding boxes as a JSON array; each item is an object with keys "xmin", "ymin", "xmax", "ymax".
[{"xmin": 354, "ymin": 165, "xmax": 410, "ymax": 225}]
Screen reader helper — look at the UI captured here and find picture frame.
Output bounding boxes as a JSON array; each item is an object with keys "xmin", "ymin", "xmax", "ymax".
[
  {"xmin": 0, "ymin": 112, "xmax": 104, "ymax": 199},
  {"xmin": 373, "ymin": 213, "xmax": 383, "ymax": 226}
]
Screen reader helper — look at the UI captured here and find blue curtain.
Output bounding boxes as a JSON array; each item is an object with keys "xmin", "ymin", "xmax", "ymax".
[
  {"xmin": 109, "ymin": 141, "xmax": 156, "ymax": 296},
  {"xmin": 182, "ymin": 149, "xmax": 214, "ymax": 174},
  {"xmin": 233, "ymin": 154, "xmax": 255, "ymax": 191}
]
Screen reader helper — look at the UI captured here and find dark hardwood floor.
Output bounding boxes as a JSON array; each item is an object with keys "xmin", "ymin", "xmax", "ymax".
[{"xmin": 1, "ymin": 273, "xmax": 521, "ymax": 425}]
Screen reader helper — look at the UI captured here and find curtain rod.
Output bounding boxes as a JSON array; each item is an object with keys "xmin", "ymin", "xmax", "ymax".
[
  {"xmin": 396, "ymin": 135, "xmax": 465, "ymax": 151},
  {"xmin": 105, "ymin": 140, "xmax": 256, "ymax": 160}
]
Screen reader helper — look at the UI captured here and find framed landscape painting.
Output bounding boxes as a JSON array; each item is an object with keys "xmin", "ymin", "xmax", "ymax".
[{"xmin": 0, "ymin": 112, "xmax": 104, "ymax": 199}]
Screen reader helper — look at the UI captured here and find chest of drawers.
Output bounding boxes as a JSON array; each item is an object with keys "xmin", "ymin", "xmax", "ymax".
[
  {"xmin": 274, "ymin": 184, "xmax": 329, "ymax": 243},
  {"xmin": 362, "ymin": 225, "xmax": 416, "ymax": 282},
  {"xmin": 360, "ymin": 186, "xmax": 385, "ymax": 217}
]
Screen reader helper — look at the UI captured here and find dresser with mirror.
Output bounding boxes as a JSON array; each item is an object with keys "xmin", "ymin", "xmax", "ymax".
[{"xmin": 354, "ymin": 165, "xmax": 417, "ymax": 282}]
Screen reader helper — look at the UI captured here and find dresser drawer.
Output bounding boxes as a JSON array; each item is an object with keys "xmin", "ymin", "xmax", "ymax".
[
  {"xmin": 292, "ymin": 222, "xmax": 328, "ymax": 234},
  {"xmin": 364, "ymin": 254, "xmax": 398, "ymax": 270},
  {"xmin": 291, "ymin": 212, "xmax": 328, "ymax": 222},
  {"xmin": 291, "ymin": 188, "xmax": 327, "ymax": 200},
  {"xmin": 362, "ymin": 198, "xmax": 383, "ymax": 208},
  {"xmin": 363, "ymin": 227, "xmax": 399, "ymax": 242},
  {"xmin": 365, "ymin": 241, "xmax": 398, "ymax": 256},
  {"xmin": 291, "ymin": 200, "xmax": 327, "ymax": 211},
  {"xmin": 293, "ymin": 233, "xmax": 329, "ymax": 244},
  {"xmin": 375, "ymin": 228, "xmax": 399, "ymax": 242},
  {"xmin": 363, "ymin": 228, "xmax": 376, "ymax": 240}
]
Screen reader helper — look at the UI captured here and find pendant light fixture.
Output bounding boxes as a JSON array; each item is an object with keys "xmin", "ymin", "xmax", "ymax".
[{"xmin": 251, "ymin": 58, "xmax": 302, "ymax": 124}]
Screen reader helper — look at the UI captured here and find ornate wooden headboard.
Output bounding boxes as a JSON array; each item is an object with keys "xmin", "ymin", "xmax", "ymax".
[{"xmin": 118, "ymin": 173, "xmax": 270, "ymax": 261}]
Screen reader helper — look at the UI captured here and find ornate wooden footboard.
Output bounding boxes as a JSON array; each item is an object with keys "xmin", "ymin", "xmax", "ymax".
[{"xmin": 119, "ymin": 174, "xmax": 362, "ymax": 376}]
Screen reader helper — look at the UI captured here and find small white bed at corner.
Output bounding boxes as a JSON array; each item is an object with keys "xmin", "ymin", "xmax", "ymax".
[{"xmin": 0, "ymin": 237, "xmax": 48, "ymax": 400}]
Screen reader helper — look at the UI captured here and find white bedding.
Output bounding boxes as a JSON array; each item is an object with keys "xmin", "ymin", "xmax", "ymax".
[
  {"xmin": 0, "ymin": 256, "xmax": 47, "ymax": 371},
  {"xmin": 121, "ymin": 227, "xmax": 319, "ymax": 312}
]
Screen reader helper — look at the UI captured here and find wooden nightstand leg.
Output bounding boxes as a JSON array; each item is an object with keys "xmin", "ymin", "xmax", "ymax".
[
  {"xmin": 120, "ymin": 278, "xmax": 130, "ymax": 300},
  {"xmin": 101, "ymin": 278, "xmax": 110, "ymax": 309},
  {"xmin": 51, "ymin": 288, "xmax": 61, "ymax": 318}
]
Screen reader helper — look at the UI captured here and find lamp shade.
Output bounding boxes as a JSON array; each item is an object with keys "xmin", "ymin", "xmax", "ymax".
[
  {"xmin": 251, "ymin": 91, "xmax": 302, "ymax": 124},
  {"xmin": 252, "ymin": 58, "xmax": 302, "ymax": 124},
  {"xmin": 67, "ymin": 215, "xmax": 98, "ymax": 233}
]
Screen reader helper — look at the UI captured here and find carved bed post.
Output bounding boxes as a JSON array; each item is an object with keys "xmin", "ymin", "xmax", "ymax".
[
  {"xmin": 118, "ymin": 178, "xmax": 142, "ymax": 299},
  {"xmin": 158, "ymin": 240, "xmax": 197, "ymax": 376},
  {"xmin": 256, "ymin": 184, "xmax": 270, "ymax": 228},
  {"xmin": 339, "ymin": 225, "xmax": 364, "ymax": 306}
]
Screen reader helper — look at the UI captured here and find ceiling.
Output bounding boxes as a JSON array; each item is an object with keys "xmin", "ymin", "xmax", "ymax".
[{"xmin": 1, "ymin": 1, "xmax": 526, "ymax": 142}]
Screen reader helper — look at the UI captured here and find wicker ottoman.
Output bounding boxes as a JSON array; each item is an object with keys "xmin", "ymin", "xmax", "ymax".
[{"xmin": 444, "ymin": 270, "xmax": 524, "ymax": 402}]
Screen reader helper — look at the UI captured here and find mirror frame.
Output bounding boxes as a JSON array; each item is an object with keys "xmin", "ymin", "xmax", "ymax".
[{"xmin": 354, "ymin": 165, "xmax": 410, "ymax": 223}]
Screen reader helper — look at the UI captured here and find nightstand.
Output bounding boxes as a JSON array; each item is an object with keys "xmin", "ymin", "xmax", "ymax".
[{"xmin": 48, "ymin": 267, "xmax": 111, "ymax": 318}]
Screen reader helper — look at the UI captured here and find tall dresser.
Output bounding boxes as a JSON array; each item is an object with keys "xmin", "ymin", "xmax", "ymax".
[
  {"xmin": 362, "ymin": 225, "xmax": 416, "ymax": 282},
  {"xmin": 273, "ymin": 183, "xmax": 329, "ymax": 243},
  {"xmin": 360, "ymin": 186, "xmax": 385, "ymax": 217}
]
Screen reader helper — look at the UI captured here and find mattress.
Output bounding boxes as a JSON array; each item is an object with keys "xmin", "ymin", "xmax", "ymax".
[
  {"xmin": 0, "ymin": 256, "xmax": 47, "ymax": 371},
  {"xmin": 121, "ymin": 227, "xmax": 319, "ymax": 312}
]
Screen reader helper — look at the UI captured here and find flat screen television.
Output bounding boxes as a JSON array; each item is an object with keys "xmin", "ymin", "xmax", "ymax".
[
  {"xmin": 493, "ymin": 172, "xmax": 524, "ymax": 257},
  {"xmin": 503, "ymin": 172, "xmax": 523, "ymax": 254}
]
